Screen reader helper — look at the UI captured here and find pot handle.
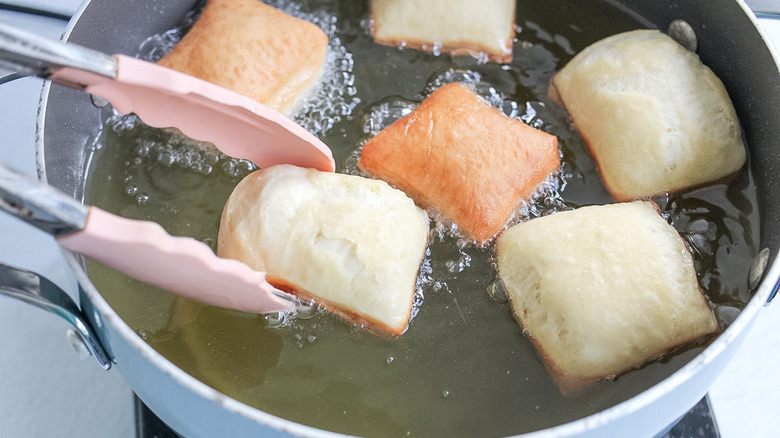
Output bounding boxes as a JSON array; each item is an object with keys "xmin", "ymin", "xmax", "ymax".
[{"xmin": 0, "ymin": 262, "xmax": 112, "ymax": 370}]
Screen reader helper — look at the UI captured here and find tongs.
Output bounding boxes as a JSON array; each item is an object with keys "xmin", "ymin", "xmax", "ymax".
[
  {"xmin": 0, "ymin": 22, "xmax": 335, "ymax": 172},
  {"xmin": 0, "ymin": 22, "xmax": 339, "ymax": 314},
  {"xmin": 0, "ymin": 161, "xmax": 300, "ymax": 314}
]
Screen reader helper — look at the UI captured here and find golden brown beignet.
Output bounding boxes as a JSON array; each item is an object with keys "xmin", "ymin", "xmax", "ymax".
[
  {"xmin": 358, "ymin": 82, "xmax": 560, "ymax": 244},
  {"xmin": 370, "ymin": 0, "xmax": 516, "ymax": 63},
  {"xmin": 497, "ymin": 201, "xmax": 720, "ymax": 395},
  {"xmin": 158, "ymin": 0, "xmax": 328, "ymax": 114}
]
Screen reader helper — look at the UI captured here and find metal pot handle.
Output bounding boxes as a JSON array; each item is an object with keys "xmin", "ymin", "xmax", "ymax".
[
  {"xmin": 0, "ymin": 262, "xmax": 111, "ymax": 370},
  {"xmin": 0, "ymin": 161, "xmax": 110, "ymax": 369}
]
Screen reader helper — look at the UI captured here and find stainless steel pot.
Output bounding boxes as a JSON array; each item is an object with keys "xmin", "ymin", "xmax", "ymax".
[{"xmin": 2, "ymin": 0, "xmax": 779, "ymax": 437}]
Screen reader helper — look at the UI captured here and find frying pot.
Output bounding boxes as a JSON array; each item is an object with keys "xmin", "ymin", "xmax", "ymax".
[{"xmin": 4, "ymin": 0, "xmax": 780, "ymax": 436}]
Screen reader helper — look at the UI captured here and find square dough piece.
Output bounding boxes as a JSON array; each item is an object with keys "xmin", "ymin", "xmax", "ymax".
[
  {"xmin": 157, "ymin": 0, "xmax": 328, "ymax": 114},
  {"xmin": 370, "ymin": 0, "xmax": 515, "ymax": 63},
  {"xmin": 358, "ymin": 82, "xmax": 560, "ymax": 244},
  {"xmin": 217, "ymin": 165, "xmax": 430, "ymax": 336},
  {"xmin": 497, "ymin": 201, "xmax": 719, "ymax": 394},
  {"xmin": 550, "ymin": 30, "xmax": 746, "ymax": 201}
]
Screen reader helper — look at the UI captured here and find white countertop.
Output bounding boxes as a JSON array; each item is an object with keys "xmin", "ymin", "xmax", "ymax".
[{"xmin": 0, "ymin": 2, "xmax": 778, "ymax": 437}]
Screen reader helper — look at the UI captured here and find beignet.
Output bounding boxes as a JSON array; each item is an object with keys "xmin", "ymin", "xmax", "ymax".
[
  {"xmin": 370, "ymin": 0, "xmax": 515, "ymax": 63},
  {"xmin": 550, "ymin": 29, "xmax": 746, "ymax": 201},
  {"xmin": 496, "ymin": 201, "xmax": 719, "ymax": 394},
  {"xmin": 157, "ymin": 0, "xmax": 328, "ymax": 114},
  {"xmin": 217, "ymin": 165, "xmax": 429, "ymax": 336},
  {"xmin": 358, "ymin": 82, "xmax": 560, "ymax": 244}
]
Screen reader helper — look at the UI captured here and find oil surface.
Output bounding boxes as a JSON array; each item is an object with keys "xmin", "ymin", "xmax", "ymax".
[{"xmin": 83, "ymin": 1, "xmax": 760, "ymax": 436}]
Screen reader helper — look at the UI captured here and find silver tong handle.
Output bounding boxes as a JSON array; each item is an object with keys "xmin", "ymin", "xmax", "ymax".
[
  {"xmin": 0, "ymin": 161, "xmax": 87, "ymax": 237},
  {"xmin": 0, "ymin": 21, "xmax": 116, "ymax": 87}
]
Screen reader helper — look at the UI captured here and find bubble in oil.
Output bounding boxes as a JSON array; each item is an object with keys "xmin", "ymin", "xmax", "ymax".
[
  {"xmin": 412, "ymin": 291, "xmax": 425, "ymax": 307},
  {"xmin": 138, "ymin": 27, "xmax": 186, "ymax": 62},
  {"xmin": 520, "ymin": 101, "xmax": 548, "ymax": 129},
  {"xmin": 487, "ymin": 279, "xmax": 510, "ymax": 304},
  {"xmin": 408, "ymin": 258, "xmax": 430, "ymax": 323},
  {"xmin": 135, "ymin": 142, "xmax": 151, "ymax": 157},
  {"xmin": 430, "ymin": 69, "xmax": 481, "ymax": 86},
  {"xmin": 265, "ymin": 311, "xmax": 289, "ymax": 328},
  {"xmin": 293, "ymin": 299, "xmax": 319, "ymax": 319},
  {"xmin": 680, "ymin": 216, "xmax": 719, "ymax": 259},
  {"xmin": 424, "ymin": 68, "xmax": 507, "ymax": 112},
  {"xmin": 715, "ymin": 304, "xmax": 740, "ymax": 327},
  {"xmin": 136, "ymin": 5, "xmax": 200, "ymax": 62},
  {"xmin": 109, "ymin": 113, "xmax": 143, "ymax": 134},
  {"xmin": 363, "ymin": 99, "xmax": 417, "ymax": 136},
  {"xmin": 342, "ymin": 148, "xmax": 363, "ymax": 176},
  {"xmin": 503, "ymin": 173, "xmax": 568, "ymax": 231},
  {"xmin": 263, "ymin": 0, "xmax": 361, "ymax": 136},
  {"xmin": 445, "ymin": 253, "xmax": 471, "ymax": 274},
  {"xmin": 749, "ymin": 248, "xmax": 770, "ymax": 291},
  {"xmin": 502, "ymin": 100, "xmax": 521, "ymax": 119}
]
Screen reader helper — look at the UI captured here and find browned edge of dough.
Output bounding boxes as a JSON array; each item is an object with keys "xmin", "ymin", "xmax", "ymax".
[
  {"xmin": 552, "ymin": 329, "xmax": 721, "ymax": 397},
  {"xmin": 373, "ymin": 36, "xmax": 513, "ymax": 63},
  {"xmin": 268, "ymin": 276, "xmax": 414, "ymax": 338},
  {"xmin": 517, "ymin": 308, "xmax": 721, "ymax": 397}
]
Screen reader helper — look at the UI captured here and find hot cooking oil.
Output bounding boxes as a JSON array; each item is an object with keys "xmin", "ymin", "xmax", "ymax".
[{"xmin": 82, "ymin": 1, "xmax": 760, "ymax": 436}]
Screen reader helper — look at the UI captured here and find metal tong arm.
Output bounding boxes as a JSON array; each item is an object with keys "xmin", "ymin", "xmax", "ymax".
[
  {"xmin": 0, "ymin": 161, "xmax": 300, "ymax": 314},
  {"xmin": 0, "ymin": 161, "xmax": 87, "ymax": 237},
  {"xmin": 0, "ymin": 21, "xmax": 116, "ymax": 87}
]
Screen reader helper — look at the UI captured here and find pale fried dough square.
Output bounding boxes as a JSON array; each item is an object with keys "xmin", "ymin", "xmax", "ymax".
[
  {"xmin": 497, "ymin": 201, "xmax": 720, "ymax": 394},
  {"xmin": 218, "ymin": 165, "xmax": 430, "ymax": 336},
  {"xmin": 550, "ymin": 30, "xmax": 746, "ymax": 200},
  {"xmin": 370, "ymin": 0, "xmax": 516, "ymax": 62}
]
